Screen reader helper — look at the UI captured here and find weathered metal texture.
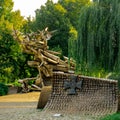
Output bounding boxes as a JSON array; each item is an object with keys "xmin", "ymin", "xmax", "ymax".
[
  {"xmin": 44, "ymin": 72, "xmax": 118, "ymax": 116},
  {"xmin": 64, "ymin": 75, "xmax": 83, "ymax": 95}
]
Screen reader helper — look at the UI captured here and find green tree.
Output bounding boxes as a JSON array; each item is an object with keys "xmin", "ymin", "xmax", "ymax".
[
  {"xmin": 0, "ymin": 32, "xmax": 23, "ymax": 83},
  {"xmin": 0, "ymin": 0, "xmax": 33, "ymax": 83},
  {"xmin": 59, "ymin": 0, "xmax": 90, "ymax": 29},
  {"xmin": 11, "ymin": 10, "xmax": 26, "ymax": 30},
  {"xmin": 33, "ymin": 0, "xmax": 71, "ymax": 56},
  {"xmin": 73, "ymin": 0, "xmax": 120, "ymax": 76},
  {"xmin": 31, "ymin": 0, "xmax": 90, "ymax": 56},
  {"xmin": 0, "ymin": 0, "xmax": 13, "ymax": 31}
]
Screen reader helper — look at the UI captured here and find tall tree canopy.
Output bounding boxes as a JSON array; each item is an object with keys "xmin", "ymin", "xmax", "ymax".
[
  {"xmin": 0, "ymin": 0, "xmax": 28, "ymax": 83},
  {"xmin": 73, "ymin": 0, "xmax": 120, "ymax": 76},
  {"xmin": 31, "ymin": 0, "xmax": 90, "ymax": 56},
  {"xmin": 59, "ymin": 0, "xmax": 90, "ymax": 29},
  {"xmin": 33, "ymin": 0, "xmax": 71, "ymax": 56},
  {"xmin": 0, "ymin": 0, "xmax": 13, "ymax": 31}
]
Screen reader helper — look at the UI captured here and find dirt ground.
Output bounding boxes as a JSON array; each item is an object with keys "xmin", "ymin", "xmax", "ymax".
[
  {"xmin": 0, "ymin": 92, "xmax": 40, "ymax": 102},
  {"xmin": 0, "ymin": 91, "xmax": 98, "ymax": 120}
]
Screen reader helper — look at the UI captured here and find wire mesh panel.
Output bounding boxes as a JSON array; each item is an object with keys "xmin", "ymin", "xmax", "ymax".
[{"xmin": 44, "ymin": 72, "xmax": 118, "ymax": 116}]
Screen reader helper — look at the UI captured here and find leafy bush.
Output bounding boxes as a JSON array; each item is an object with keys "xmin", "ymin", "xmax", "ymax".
[
  {"xmin": 0, "ymin": 83, "xmax": 8, "ymax": 96},
  {"xmin": 13, "ymin": 80, "xmax": 21, "ymax": 87},
  {"xmin": 100, "ymin": 113, "xmax": 120, "ymax": 120},
  {"xmin": 107, "ymin": 72, "xmax": 120, "ymax": 90}
]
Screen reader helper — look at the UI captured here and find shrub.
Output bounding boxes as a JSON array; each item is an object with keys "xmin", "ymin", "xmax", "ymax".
[
  {"xmin": 107, "ymin": 72, "xmax": 120, "ymax": 91},
  {"xmin": 13, "ymin": 80, "xmax": 21, "ymax": 87},
  {"xmin": 0, "ymin": 83, "xmax": 8, "ymax": 96}
]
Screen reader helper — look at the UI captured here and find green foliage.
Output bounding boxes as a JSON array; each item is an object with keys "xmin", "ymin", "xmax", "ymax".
[
  {"xmin": 31, "ymin": 0, "xmax": 89, "ymax": 56},
  {"xmin": 68, "ymin": 26, "xmax": 77, "ymax": 61},
  {"xmin": 106, "ymin": 72, "xmax": 120, "ymax": 90},
  {"xmin": 51, "ymin": 45, "xmax": 62, "ymax": 53},
  {"xmin": 75, "ymin": 62, "xmax": 108, "ymax": 78},
  {"xmin": 13, "ymin": 80, "xmax": 21, "ymax": 87},
  {"xmin": 0, "ymin": 32, "xmax": 24, "ymax": 83},
  {"xmin": 73, "ymin": 0, "xmax": 120, "ymax": 76},
  {"xmin": 51, "ymin": 45, "xmax": 64, "ymax": 60},
  {"xmin": 11, "ymin": 10, "xmax": 26, "ymax": 30},
  {"xmin": 0, "ymin": 0, "xmax": 25, "ymax": 31},
  {"xmin": 0, "ymin": 83, "xmax": 8, "ymax": 96},
  {"xmin": 100, "ymin": 113, "xmax": 120, "ymax": 120},
  {"xmin": 0, "ymin": 0, "xmax": 13, "ymax": 31},
  {"xmin": 33, "ymin": 0, "xmax": 70, "ymax": 56},
  {"xmin": 0, "ymin": 0, "xmax": 37, "ymax": 84},
  {"xmin": 59, "ymin": 0, "xmax": 90, "ymax": 29},
  {"xmin": 28, "ymin": 80, "xmax": 34, "ymax": 85}
]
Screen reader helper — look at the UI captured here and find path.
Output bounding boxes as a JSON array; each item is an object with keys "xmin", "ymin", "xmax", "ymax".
[{"xmin": 0, "ymin": 92, "xmax": 98, "ymax": 120}]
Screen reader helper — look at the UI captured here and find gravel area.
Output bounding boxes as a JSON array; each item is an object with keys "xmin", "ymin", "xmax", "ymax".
[
  {"xmin": 0, "ymin": 107, "xmax": 97, "ymax": 120},
  {"xmin": 0, "ymin": 92, "xmax": 100, "ymax": 120},
  {"xmin": 0, "ymin": 102, "xmax": 99, "ymax": 120}
]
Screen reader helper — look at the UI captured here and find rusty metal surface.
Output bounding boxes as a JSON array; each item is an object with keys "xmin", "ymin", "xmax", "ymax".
[
  {"xmin": 64, "ymin": 75, "xmax": 83, "ymax": 95},
  {"xmin": 44, "ymin": 72, "xmax": 118, "ymax": 116}
]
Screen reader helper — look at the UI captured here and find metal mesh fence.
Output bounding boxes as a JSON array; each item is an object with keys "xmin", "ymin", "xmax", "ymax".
[{"xmin": 44, "ymin": 72, "xmax": 118, "ymax": 116}]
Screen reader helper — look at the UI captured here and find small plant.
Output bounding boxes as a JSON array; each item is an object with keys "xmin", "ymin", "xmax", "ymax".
[{"xmin": 0, "ymin": 83, "xmax": 8, "ymax": 96}]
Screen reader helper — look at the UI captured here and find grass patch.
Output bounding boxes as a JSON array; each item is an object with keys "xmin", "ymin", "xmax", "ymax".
[{"xmin": 100, "ymin": 113, "xmax": 120, "ymax": 120}]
